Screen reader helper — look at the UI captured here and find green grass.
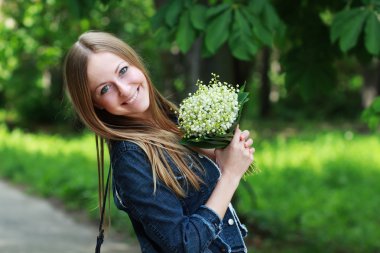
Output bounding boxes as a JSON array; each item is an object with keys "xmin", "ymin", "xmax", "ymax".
[
  {"xmin": 1, "ymin": 123, "xmax": 379, "ymax": 252},
  {"xmin": 0, "ymin": 125, "xmax": 134, "ymax": 235},
  {"xmin": 236, "ymin": 129, "xmax": 380, "ymax": 253}
]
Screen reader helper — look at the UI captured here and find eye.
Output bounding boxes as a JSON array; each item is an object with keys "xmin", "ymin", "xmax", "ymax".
[
  {"xmin": 100, "ymin": 84, "xmax": 110, "ymax": 95},
  {"xmin": 119, "ymin": 66, "xmax": 128, "ymax": 75}
]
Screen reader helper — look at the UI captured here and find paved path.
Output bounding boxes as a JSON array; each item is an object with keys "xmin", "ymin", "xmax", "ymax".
[{"xmin": 0, "ymin": 180, "xmax": 141, "ymax": 253}]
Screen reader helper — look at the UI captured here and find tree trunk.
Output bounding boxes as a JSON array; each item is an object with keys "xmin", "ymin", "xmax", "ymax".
[
  {"xmin": 259, "ymin": 47, "xmax": 271, "ymax": 117},
  {"xmin": 184, "ymin": 38, "xmax": 202, "ymax": 94},
  {"xmin": 361, "ymin": 59, "xmax": 380, "ymax": 108}
]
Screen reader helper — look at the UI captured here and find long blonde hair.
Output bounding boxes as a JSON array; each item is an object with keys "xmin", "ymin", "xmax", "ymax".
[{"xmin": 63, "ymin": 31, "xmax": 203, "ymax": 206}]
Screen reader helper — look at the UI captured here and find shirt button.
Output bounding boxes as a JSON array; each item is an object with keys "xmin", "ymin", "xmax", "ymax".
[
  {"xmin": 198, "ymin": 154, "xmax": 203, "ymax": 158},
  {"xmin": 228, "ymin": 218, "xmax": 234, "ymax": 225}
]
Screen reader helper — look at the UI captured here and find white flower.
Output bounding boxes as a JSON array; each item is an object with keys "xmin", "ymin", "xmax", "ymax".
[{"xmin": 178, "ymin": 73, "xmax": 239, "ymax": 138}]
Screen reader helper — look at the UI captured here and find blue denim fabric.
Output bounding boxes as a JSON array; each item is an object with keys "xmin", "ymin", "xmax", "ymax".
[{"xmin": 110, "ymin": 140, "xmax": 248, "ymax": 253}]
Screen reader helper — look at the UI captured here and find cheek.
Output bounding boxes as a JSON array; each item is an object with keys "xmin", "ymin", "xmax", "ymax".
[
  {"xmin": 131, "ymin": 68, "xmax": 147, "ymax": 82},
  {"xmin": 99, "ymin": 95, "xmax": 118, "ymax": 109}
]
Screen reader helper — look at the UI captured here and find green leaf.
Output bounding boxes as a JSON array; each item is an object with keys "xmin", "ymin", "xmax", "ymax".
[
  {"xmin": 165, "ymin": 0, "xmax": 184, "ymax": 27},
  {"xmin": 234, "ymin": 9, "xmax": 251, "ymax": 34},
  {"xmin": 364, "ymin": 12, "xmax": 380, "ymax": 55},
  {"xmin": 331, "ymin": 8, "xmax": 364, "ymax": 43},
  {"xmin": 190, "ymin": 4, "xmax": 207, "ymax": 30},
  {"xmin": 176, "ymin": 10, "xmax": 196, "ymax": 53},
  {"xmin": 206, "ymin": 3, "xmax": 230, "ymax": 18},
  {"xmin": 238, "ymin": 92, "xmax": 249, "ymax": 106},
  {"xmin": 228, "ymin": 9, "xmax": 258, "ymax": 60},
  {"xmin": 372, "ymin": 97, "xmax": 380, "ymax": 112},
  {"xmin": 152, "ymin": 2, "xmax": 170, "ymax": 30},
  {"xmin": 361, "ymin": 97, "xmax": 380, "ymax": 130},
  {"xmin": 205, "ymin": 8, "xmax": 232, "ymax": 54},
  {"xmin": 331, "ymin": 8, "xmax": 369, "ymax": 52},
  {"xmin": 201, "ymin": 39, "xmax": 214, "ymax": 58},
  {"xmin": 340, "ymin": 9, "xmax": 369, "ymax": 52},
  {"xmin": 180, "ymin": 137, "xmax": 231, "ymax": 149},
  {"xmin": 252, "ymin": 20, "xmax": 273, "ymax": 46},
  {"xmin": 241, "ymin": 9, "xmax": 271, "ymax": 45},
  {"xmin": 248, "ymin": 0, "xmax": 266, "ymax": 14},
  {"xmin": 262, "ymin": 3, "xmax": 280, "ymax": 31},
  {"xmin": 180, "ymin": 139, "xmax": 229, "ymax": 149}
]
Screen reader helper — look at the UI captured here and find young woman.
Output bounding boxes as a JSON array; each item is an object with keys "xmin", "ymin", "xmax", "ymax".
[{"xmin": 64, "ymin": 31, "xmax": 255, "ymax": 253}]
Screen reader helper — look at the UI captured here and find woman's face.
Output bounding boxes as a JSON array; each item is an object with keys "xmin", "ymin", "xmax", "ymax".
[{"xmin": 87, "ymin": 52, "xmax": 151, "ymax": 119}]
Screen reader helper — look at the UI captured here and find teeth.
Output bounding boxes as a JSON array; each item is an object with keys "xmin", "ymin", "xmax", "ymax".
[{"xmin": 126, "ymin": 87, "xmax": 139, "ymax": 104}]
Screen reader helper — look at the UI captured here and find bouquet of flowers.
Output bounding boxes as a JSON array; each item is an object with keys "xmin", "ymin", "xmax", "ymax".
[{"xmin": 177, "ymin": 73, "xmax": 257, "ymax": 175}]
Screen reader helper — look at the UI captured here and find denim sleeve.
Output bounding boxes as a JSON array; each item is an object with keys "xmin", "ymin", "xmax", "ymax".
[{"xmin": 112, "ymin": 144, "xmax": 223, "ymax": 253}]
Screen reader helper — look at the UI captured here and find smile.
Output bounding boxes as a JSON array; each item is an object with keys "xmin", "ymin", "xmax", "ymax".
[{"xmin": 126, "ymin": 86, "xmax": 140, "ymax": 104}]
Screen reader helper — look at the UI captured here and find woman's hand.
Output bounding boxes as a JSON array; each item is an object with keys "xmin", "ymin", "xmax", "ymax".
[
  {"xmin": 214, "ymin": 125, "xmax": 255, "ymax": 180},
  {"xmin": 205, "ymin": 125, "xmax": 255, "ymax": 219}
]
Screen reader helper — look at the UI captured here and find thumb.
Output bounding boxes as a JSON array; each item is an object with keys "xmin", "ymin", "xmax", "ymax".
[{"xmin": 231, "ymin": 124, "xmax": 241, "ymax": 143}]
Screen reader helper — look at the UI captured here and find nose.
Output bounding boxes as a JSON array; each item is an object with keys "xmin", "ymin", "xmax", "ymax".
[{"xmin": 114, "ymin": 79, "xmax": 132, "ymax": 97}]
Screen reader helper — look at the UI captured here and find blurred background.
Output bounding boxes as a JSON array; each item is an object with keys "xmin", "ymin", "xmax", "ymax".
[{"xmin": 1, "ymin": 0, "xmax": 380, "ymax": 252}]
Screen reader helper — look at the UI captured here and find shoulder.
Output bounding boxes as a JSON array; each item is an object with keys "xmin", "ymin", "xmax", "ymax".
[
  {"xmin": 109, "ymin": 139, "xmax": 146, "ymax": 158},
  {"xmin": 109, "ymin": 140, "xmax": 153, "ymax": 190},
  {"xmin": 109, "ymin": 140, "xmax": 150, "ymax": 170},
  {"xmin": 109, "ymin": 139, "xmax": 141, "ymax": 153}
]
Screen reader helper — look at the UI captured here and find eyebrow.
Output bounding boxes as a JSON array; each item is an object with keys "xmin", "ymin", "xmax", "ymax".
[
  {"xmin": 93, "ymin": 61, "xmax": 125, "ymax": 92},
  {"xmin": 115, "ymin": 61, "xmax": 124, "ymax": 74}
]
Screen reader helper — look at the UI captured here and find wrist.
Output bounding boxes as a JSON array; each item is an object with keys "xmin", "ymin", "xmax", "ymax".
[{"xmin": 219, "ymin": 171, "xmax": 241, "ymax": 188}]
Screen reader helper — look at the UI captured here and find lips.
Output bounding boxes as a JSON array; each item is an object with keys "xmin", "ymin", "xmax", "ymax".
[{"xmin": 124, "ymin": 86, "xmax": 140, "ymax": 105}]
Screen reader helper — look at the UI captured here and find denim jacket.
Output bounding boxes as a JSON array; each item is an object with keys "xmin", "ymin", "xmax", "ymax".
[{"xmin": 110, "ymin": 140, "xmax": 248, "ymax": 253}]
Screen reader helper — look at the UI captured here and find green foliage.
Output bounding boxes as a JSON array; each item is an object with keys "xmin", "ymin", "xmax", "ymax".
[
  {"xmin": 0, "ymin": 125, "xmax": 135, "ymax": 235},
  {"xmin": 176, "ymin": 9, "xmax": 196, "ymax": 52},
  {"xmin": 331, "ymin": 0, "xmax": 380, "ymax": 55},
  {"xmin": 281, "ymin": 47, "xmax": 337, "ymax": 100},
  {"xmin": 272, "ymin": 1, "xmax": 343, "ymax": 102},
  {"xmin": 331, "ymin": 8, "xmax": 370, "ymax": 53},
  {"xmin": 152, "ymin": 0, "xmax": 283, "ymax": 60},
  {"xmin": 236, "ymin": 130, "xmax": 380, "ymax": 253},
  {"xmin": 205, "ymin": 6, "xmax": 232, "ymax": 55},
  {"xmin": 361, "ymin": 97, "xmax": 380, "ymax": 130},
  {"xmin": 0, "ymin": 0, "xmax": 156, "ymax": 125},
  {"xmin": 1, "ymin": 124, "xmax": 379, "ymax": 252}
]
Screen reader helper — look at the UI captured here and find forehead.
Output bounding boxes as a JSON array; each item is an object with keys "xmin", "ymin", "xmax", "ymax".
[
  {"xmin": 86, "ymin": 52, "xmax": 126, "ymax": 89},
  {"xmin": 87, "ymin": 52, "xmax": 124, "ymax": 75}
]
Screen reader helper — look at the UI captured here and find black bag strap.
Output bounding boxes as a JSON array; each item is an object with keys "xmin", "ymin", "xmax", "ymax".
[{"xmin": 95, "ymin": 163, "xmax": 111, "ymax": 253}]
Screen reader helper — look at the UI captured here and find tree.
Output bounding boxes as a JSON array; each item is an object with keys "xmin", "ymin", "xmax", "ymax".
[
  {"xmin": 151, "ymin": 0, "xmax": 284, "ymax": 116},
  {"xmin": 330, "ymin": 0, "xmax": 380, "ymax": 128},
  {"xmin": 151, "ymin": 0, "xmax": 380, "ymax": 121},
  {"xmin": 0, "ymin": 0, "xmax": 155, "ymax": 128}
]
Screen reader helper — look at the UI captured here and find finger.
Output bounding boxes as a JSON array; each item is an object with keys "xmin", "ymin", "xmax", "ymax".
[
  {"xmin": 244, "ymin": 138, "xmax": 253, "ymax": 148},
  {"xmin": 249, "ymin": 147, "xmax": 255, "ymax": 154},
  {"xmin": 232, "ymin": 125, "xmax": 242, "ymax": 143},
  {"xmin": 239, "ymin": 130, "xmax": 250, "ymax": 141}
]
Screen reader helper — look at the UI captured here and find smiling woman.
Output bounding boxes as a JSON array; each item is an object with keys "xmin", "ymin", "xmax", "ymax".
[
  {"xmin": 63, "ymin": 31, "xmax": 255, "ymax": 253},
  {"xmin": 87, "ymin": 52, "xmax": 151, "ymax": 119}
]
